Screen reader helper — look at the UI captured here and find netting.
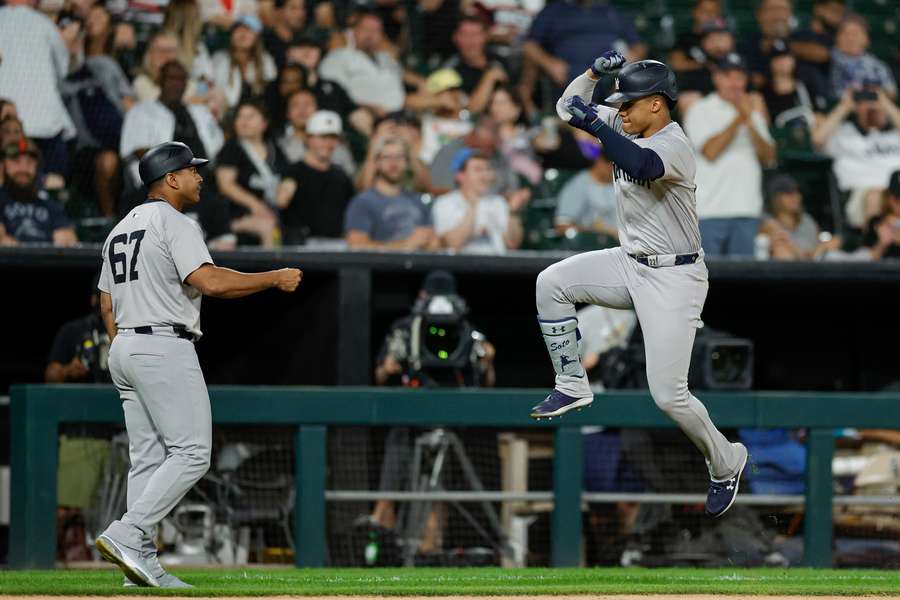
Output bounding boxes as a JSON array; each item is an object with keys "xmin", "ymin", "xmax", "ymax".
[{"xmin": 55, "ymin": 422, "xmax": 900, "ymax": 568}]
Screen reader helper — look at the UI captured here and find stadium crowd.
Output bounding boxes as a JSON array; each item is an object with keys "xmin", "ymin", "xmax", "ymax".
[{"xmin": 1, "ymin": 0, "xmax": 900, "ymax": 259}]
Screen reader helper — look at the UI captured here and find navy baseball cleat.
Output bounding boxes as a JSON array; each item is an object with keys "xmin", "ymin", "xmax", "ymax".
[
  {"xmin": 705, "ymin": 442, "xmax": 749, "ymax": 518},
  {"xmin": 531, "ymin": 389, "xmax": 593, "ymax": 419}
]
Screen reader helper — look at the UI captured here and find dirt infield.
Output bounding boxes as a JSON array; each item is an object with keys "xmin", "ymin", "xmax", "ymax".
[{"xmin": 0, "ymin": 594, "xmax": 900, "ymax": 600}]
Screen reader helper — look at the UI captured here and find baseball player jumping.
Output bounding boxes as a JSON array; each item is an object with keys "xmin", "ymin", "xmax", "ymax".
[
  {"xmin": 530, "ymin": 53, "xmax": 748, "ymax": 518},
  {"xmin": 95, "ymin": 142, "xmax": 302, "ymax": 587}
]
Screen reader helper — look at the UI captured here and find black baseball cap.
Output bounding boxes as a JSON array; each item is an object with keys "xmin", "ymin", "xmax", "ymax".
[
  {"xmin": 700, "ymin": 18, "xmax": 730, "ymax": 36},
  {"xmin": 767, "ymin": 173, "xmax": 800, "ymax": 200},
  {"xmin": 716, "ymin": 52, "xmax": 747, "ymax": 73},
  {"xmin": 889, "ymin": 170, "xmax": 900, "ymax": 197}
]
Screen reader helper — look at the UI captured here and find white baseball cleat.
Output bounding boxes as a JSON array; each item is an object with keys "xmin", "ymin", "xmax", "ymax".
[{"xmin": 95, "ymin": 534, "xmax": 160, "ymax": 588}]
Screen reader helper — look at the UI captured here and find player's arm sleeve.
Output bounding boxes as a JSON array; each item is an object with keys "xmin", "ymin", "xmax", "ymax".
[
  {"xmin": 166, "ymin": 215, "xmax": 214, "ymax": 283},
  {"xmin": 555, "ymin": 73, "xmax": 617, "ymax": 127},
  {"xmin": 593, "ymin": 126, "xmax": 665, "ymax": 182}
]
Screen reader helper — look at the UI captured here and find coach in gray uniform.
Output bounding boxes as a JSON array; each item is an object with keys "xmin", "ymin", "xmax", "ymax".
[
  {"xmin": 95, "ymin": 141, "xmax": 301, "ymax": 587},
  {"xmin": 530, "ymin": 53, "xmax": 748, "ymax": 518}
]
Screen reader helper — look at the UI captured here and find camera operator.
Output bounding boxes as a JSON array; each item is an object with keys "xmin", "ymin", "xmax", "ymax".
[
  {"xmin": 45, "ymin": 274, "xmax": 111, "ymax": 383},
  {"xmin": 813, "ymin": 85, "xmax": 900, "ymax": 228},
  {"xmin": 368, "ymin": 270, "xmax": 495, "ymax": 553},
  {"xmin": 374, "ymin": 270, "xmax": 495, "ymax": 388}
]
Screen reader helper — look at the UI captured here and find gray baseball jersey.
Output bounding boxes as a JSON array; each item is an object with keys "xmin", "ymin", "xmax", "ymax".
[
  {"xmin": 556, "ymin": 74, "xmax": 702, "ymax": 256},
  {"xmin": 98, "ymin": 199, "xmax": 213, "ymax": 338}
]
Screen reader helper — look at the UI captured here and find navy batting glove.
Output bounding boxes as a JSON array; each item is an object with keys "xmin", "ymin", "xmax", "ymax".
[
  {"xmin": 563, "ymin": 96, "xmax": 604, "ymax": 136},
  {"xmin": 591, "ymin": 51, "xmax": 626, "ymax": 77}
]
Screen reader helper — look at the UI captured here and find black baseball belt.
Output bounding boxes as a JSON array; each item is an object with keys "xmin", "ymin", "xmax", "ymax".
[
  {"xmin": 133, "ymin": 325, "xmax": 195, "ymax": 341},
  {"xmin": 629, "ymin": 252, "xmax": 700, "ymax": 268}
]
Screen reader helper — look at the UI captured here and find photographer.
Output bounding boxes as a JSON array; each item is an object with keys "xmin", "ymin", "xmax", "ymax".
[
  {"xmin": 374, "ymin": 270, "xmax": 495, "ymax": 388},
  {"xmin": 369, "ymin": 271, "xmax": 495, "ymax": 548},
  {"xmin": 45, "ymin": 275, "xmax": 110, "ymax": 384},
  {"xmin": 813, "ymin": 86, "xmax": 900, "ymax": 228}
]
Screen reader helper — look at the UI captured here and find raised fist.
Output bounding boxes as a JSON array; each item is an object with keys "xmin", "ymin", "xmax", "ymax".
[{"xmin": 591, "ymin": 51, "xmax": 626, "ymax": 77}]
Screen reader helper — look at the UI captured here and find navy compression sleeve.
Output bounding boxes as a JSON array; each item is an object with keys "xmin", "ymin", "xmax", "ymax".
[{"xmin": 592, "ymin": 123, "xmax": 665, "ymax": 182}]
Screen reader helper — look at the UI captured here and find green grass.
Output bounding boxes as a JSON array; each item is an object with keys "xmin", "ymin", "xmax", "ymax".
[{"xmin": 2, "ymin": 568, "xmax": 900, "ymax": 596}]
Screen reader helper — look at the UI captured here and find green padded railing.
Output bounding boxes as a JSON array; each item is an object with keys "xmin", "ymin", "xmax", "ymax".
[{"xmin": 9, "ymin": 385, "xmax": 900, "ymax": 569}]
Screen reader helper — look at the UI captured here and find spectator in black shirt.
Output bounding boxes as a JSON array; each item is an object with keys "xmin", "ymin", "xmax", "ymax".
[
  {"xmin": 668, "ymin": 0, "xmax": 723, "ymax": 72},
  {"xmin": 441, "ymin": 17, "xmax": 508, "ymax": 114},
  {"xmin": 737, "ymin": 0, "xmax": 794, "ymax": 90},
  {"xmin": 791, "ymin": 0, "xmax": 845, "ymax": 98},
  {"xmin": 672, "ymin": 18, "xmax": 737, "ymax": 113},
  {"xmin": 216, "ymin": 100, "xmax": 287, "ymax": 247},
  {"xmin": 0, "ymin": 138, "xmax": 77, "ymax": 246},
  {"xmin": 277, "ymin": 110, "xmax": 355, "ymax": 244},
  {"xmin": 263, "ymin": 0, "xmax": 310, "ymax": 70},
  {"xmin": 285, "ymin": 36, "xmax": 372, "ymax": 135},
  {"xmin": 865, "ymin": 171, "xmax": 900, "ymax": 260},
  {"xmin": 763, "ymin": 40, "xmax": 819, "ymax": 134},
  {"xmin": 46, "ymin": 277, "xmax": 111, "ymax": 383}
]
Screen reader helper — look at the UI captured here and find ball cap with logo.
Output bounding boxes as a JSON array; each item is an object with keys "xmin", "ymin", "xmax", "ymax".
[{"xmin": 306, "ymin": 110, "xmax": 343, "ymax": 136}]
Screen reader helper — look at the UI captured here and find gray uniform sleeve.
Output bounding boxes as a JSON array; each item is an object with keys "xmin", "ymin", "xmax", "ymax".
[
  {"xmin": 555, "ymin": 73, "xmax": 618, "ymax": 128},
  {"xmin": 165, "ymin": 213, "xmax": 214, "ymax": 283},
  {"xmin": 98, "ymin": 242, "xmax": 113, "ymax": 293},
  {"xmin": 644, "ymin": 129, "xmax": 694, "ymax": 183}
]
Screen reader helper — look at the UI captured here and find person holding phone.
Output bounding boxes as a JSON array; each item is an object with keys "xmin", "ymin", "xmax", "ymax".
[{"xmin": 812, "ymin": 85, "xmax": 900, "ymax": 228}]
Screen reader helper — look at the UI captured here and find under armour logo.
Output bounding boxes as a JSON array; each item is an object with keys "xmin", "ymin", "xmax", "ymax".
[{"xmin": 552, "ymin": 326, "xmax": 558, "ymax": 333}]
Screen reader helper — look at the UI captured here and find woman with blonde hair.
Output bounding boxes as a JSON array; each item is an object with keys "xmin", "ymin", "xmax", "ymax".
[
  {"xmin": 212, "ymin": 14, "xmax": 277, "ymax": 110},
  {"xmin": 161, "ymin": 0, "xmax": 213, "ymax": 83}
]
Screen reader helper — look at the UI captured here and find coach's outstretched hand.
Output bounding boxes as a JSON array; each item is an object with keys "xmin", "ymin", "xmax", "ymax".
[
  {"xmin": 273, "ymin": 268, "xmax": 303, "ymax": 292},
  {"xmin": 591, "ymin": 51, "xmax": 626, "ymax": 77}
]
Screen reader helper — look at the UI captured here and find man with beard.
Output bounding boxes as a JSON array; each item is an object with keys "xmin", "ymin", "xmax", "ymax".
[
  {"xmin": 345, "ymin": 137, "xmax": 439, "ymax": 250},
  {"xmin": 0, "ymin": 137, "xmax": 77, "ymax": 245}
]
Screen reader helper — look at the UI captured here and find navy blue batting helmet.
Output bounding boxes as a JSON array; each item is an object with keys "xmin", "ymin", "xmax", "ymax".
[
  {"xmin": 138, "ymin": 141, "xmax": 208, "ymax": 185},
  {"xmin": 605, "ymin": 60, "xmax": 678, "ymax": 108}
]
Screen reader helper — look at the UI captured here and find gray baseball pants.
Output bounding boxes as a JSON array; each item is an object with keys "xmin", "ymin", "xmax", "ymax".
[
  {"xmin": 536, "ymin": 247, "xmax": 742, "ymax": 480},
  {"xmin": 103, "ymin": 330, "xmax": 212, "ymax": 549}
]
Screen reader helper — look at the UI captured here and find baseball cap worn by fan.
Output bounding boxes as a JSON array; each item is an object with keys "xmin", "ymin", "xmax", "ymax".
[
  {"xmin": 2, "ymin": 137, "xmax": 40, "ymax": 160},
  {"xmin": 233, "ymin": 14, "xmax": 262, "ymax": 34},
  {"xmin": 425, "ymin": 69, "xmax": 463, "ymax": 95},
  {"xmin": 306, "ymin": 110, "xmax": 342, "ymax": 136},
  {"xmin": 450, "ymin": 147, "xmax": 478, "ymax": 173},
  {"xmin": 716, "ymin": 52, "xmax": 747, "ymax": 72},
  {"xmin": 766, "ymin": 173, "xmax": 800, "ymax": 202}
]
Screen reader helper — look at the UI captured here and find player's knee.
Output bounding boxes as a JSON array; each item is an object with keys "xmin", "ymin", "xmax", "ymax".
[
  {"xmin": 647, "ymin": 372, "xmax": 690, "ymax": 414},
  {"xmin": 535, "ymin": 265, "xmax": 566, "ymax": 309}
]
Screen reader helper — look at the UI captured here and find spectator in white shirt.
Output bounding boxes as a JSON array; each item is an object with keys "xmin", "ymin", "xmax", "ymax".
[
  {"xmin": 0, "ymin": 0, "xmax": 77, "ymax": 189},
  {"xmin": 432, "ymin": 149, "xmax": 528, "ymax": 254},
  {"xmin": 812, "ymin": 85, "xmax": 900, "ymax": 228},
  {"xmin": 120, "ymin": 61, "xmax": 224, "ymax": 189},
  {"xmin": 684, "ymin": 52, "xmax": 776, "ymax": 257},
  {"xmin": 319, "ymin": 9, "xmax": 406, "ymax": 116}
]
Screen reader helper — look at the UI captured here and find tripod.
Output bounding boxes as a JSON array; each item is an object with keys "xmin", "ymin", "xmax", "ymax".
[{"xmin": 397, "ymin": 428, "xmax": 512, "ymax": 566}]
